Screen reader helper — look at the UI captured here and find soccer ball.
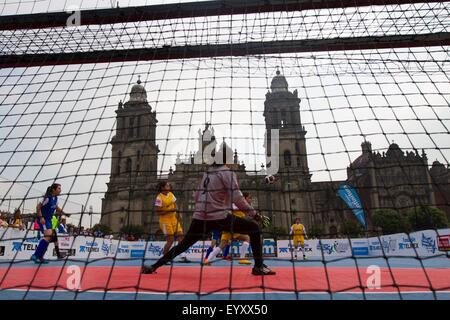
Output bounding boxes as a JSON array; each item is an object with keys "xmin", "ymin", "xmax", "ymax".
[{"xmin": 265, "ymin": 175, "xmax": 275, "ymax": 184}]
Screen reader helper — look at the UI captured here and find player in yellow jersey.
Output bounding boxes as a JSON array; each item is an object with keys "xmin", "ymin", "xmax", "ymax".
[
  {"xmin": 289, "ymin": 217, "xmax": 308, "ymax": 261},
  {"xmin": 204, "ymin": 192, "xmax": 253, "ymax": 265},
  {"xmin": 155, "ymin": 181, "xmax": 190, "ymax": 263}
]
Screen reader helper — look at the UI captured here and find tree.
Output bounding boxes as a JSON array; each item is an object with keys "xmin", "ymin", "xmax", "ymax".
[
  {"xmin": 262, "ymin": 226, "xmax": 288, "ymax": 240},
  {"xmin": 92, "ymin": 223, "xmax": 112, "ymax": 235},
  {"xmin": 372, "ymin": 209, "xmax": 410, "ymax": 235},
  {"xmin": 407, "ymin": 206, "xmax": 449, "ymax": 231},
  {"xmin": 308, "ymin": 224, "xmax": 325, "ymax": 239},
  {"xmin": 120, "ymin": 224, "xmax": 146, "ymax": 238},
  {"xmin": 341, "ymin": 218, "xmax": 364, "ymax": 238}
]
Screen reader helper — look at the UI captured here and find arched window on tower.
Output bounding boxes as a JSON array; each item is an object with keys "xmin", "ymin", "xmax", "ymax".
[
  {"xmin": 284, "ymin": 150, "xmax": 292, "ymax": 166},
  {"xmin": 116, "ymin": 151, "xmax": 122, "ymax": 175},
  {"xmin": 137, "ymin": 117, "xmax": 141, "ymax": 136},
  {"xmin": 295, "ymin": 143, "xmax": 301, "ymax": 167},
  {"xmin": 281, "ymin": 110, "xmax": 288, "ymax": 127},
  {"xmin": 129, "ymin": 118, "xmax": 134, "ymax": 137},
  {"xmin": 118, "ymin": 117, "xmax": 124, "ymax": 138},
  {"xmin": 126, "ymin": 158, "xmax": 132, "ymax": 173},
  {"xmin": 136, "ymin": 151, "xmax": 141, "ymax": 174}
]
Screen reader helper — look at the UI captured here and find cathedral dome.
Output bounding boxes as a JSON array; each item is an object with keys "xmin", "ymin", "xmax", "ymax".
[
  {"xmin": 352, "ymin": 153, "xmax": 370, "ymax": 167},
  {"xmin": 432, "ymin": 160, "xmax": 442, "ymax": 166},
  {"xmin": 386, "ymin": 142, "xmax": 403, "ymax": 158},
  {"xmin": 129, "ymin": 78, "xmax": 147, "ymax": 102},
  {"xmin": 270, "ymin": 70, "xmax": 289, "ymax": 92},
  {"xmin": 388, "ymin": 142, "xmax": 400, "ymax": 150},
  {"xmin": 430, "ymin": 160, "xmax": 446, "ymax": 176}
]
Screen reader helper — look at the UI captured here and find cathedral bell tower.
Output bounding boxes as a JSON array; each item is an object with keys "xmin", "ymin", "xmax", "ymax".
[
  {"xmin": 263, "ymin": 69, "xmax": 309, "ymax": 177},
  {"xmin": 101, "ymin": 77, "xmax": 159, "ymax": 233},
  {"xmin": 262, "ymin": 69, "xmax": 312, "ymax": 230},
  {"xmin": 110, "ymin": 77, "xmax": 158, "ymax": 179}
]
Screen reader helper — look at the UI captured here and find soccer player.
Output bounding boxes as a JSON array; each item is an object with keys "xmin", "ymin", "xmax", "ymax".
[
  {"xmin": 51, "ymin": 214, "xmax": 65, "ymax": 259},
  {"xmin": 155, "ymin": 181, "xmax": 190, "ymax": 263},
  {"xmin": 31, "ymin": 183, "xmax": 65, "ymax": 264},
  {"xmin": 290, "ymin": 217, "xmax": 308, "ymax": 261},
  {"xmin": 204, "ymin": 192, "xmax": 254, "ymax": 265},
  {"xmin": 142, "ymin": 142, "xmax": 275, "ymax": 276},
  {"xmin": 221, "ymin": 243, "xmax": 232, "ymax": 261},
  {"xmin": 204, "ymin": 230, "xmax": 221, "ymax": 262}
]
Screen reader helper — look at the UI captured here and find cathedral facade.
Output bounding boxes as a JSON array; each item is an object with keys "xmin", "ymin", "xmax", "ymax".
[{"xmin": 101, "ymin": 73, "xmax": 449, "ymax": 237}]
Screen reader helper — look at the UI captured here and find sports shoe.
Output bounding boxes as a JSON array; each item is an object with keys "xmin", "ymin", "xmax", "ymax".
[
  {"xmin": 252, "ymin": 265, "xmax": 276, "ymax": 276},
  {"xmin": 202, "ymin": 259, "xmax": 211, "ymax": 266},
  {"xmin": 179, "ymin": 256, "xmax": 191, "ymax": 263},
  {"xmin": 31, "ymin": 255, "xmax": 49, "ymax": 264},
  {"xmin": 238, "ymin": 259, "xmax": 252, "ymax": 265},
  {"xmin": 303, "ymin": 256, "xmax": 308, "ymax": 260},
  {"xmin": 31, "ymin": 255, "xmax": 40, "ymax": 264},
  {"xmin": 141, "ymin": 265, "xmax": 155, "ymax": 274}
]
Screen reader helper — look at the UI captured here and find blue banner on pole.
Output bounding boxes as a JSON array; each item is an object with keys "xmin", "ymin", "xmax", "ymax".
[{"xmin": 337, "ymin": 184, "xmax": 366, "ymax": 228}]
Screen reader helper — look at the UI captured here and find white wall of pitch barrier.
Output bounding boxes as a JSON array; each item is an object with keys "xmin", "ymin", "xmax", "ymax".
[{"xmin": 0, "ymin": 227, "xmax": 449, "ymax": 261}]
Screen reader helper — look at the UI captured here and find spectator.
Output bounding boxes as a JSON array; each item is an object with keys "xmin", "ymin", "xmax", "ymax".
[
  {"xmin": 9, "ymin": 209, "xmax": 25, "ymax": 231},
  {"xmin": 0, "ymin": 213, "xmax": 9, "ymax": 228},
  {"xmin": 68, "ymin": 226, "xmax": 78, "ymax": 236},
  {"xmin": 94, "ymin": 230, "xmax": 104, "ymax": 238},
  {"xmin": 58, "ymin": 216, "xmax": 68, "ymax": 234}
]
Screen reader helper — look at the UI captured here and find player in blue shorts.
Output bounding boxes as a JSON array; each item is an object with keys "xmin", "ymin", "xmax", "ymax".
[
  {"xmin": 31, "ymin": 183, "xmax": 65, "ymax": 264},
  {"xmin": 203, "ymin": 230, "xmax": 221, "ymax": 265}
]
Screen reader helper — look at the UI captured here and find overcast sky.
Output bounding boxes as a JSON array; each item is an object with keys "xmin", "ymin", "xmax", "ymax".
[{"xmin": 0, "ymin": 1, "xmax": 449, "ymax": 227}]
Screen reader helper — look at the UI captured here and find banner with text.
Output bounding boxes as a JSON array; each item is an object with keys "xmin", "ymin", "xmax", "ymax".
[{"xmin": 0, "ymin": 228, "xmax": 449, "ymax": 261}]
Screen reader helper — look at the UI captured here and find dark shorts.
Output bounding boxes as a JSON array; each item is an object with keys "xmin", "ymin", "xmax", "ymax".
[
  {"xmin": 211, "ymin": 230, "xmax": 221, "ymax": 242},
  {"xmin": 37, "ymin": 217, "xmax": 52, "ymax": 233}
]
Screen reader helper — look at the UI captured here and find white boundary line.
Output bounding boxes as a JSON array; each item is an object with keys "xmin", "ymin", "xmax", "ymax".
[{"xmin": 2, "ymin": 288, "xmax": 450, "ymax": 296}]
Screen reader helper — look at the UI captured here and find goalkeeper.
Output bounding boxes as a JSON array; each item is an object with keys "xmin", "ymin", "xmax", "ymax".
[
  {"xmin": 205, "ymin": 192, "xmax": 270, "ymax": 265},
  {"xmin": 142, "ymin": 142, "xmax": 275, "ymax": 276}
]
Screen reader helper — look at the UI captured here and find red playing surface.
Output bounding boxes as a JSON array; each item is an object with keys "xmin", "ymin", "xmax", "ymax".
[{"xmin": 0, "ymin": 266, "xmax": 449, "ymax": 294}]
